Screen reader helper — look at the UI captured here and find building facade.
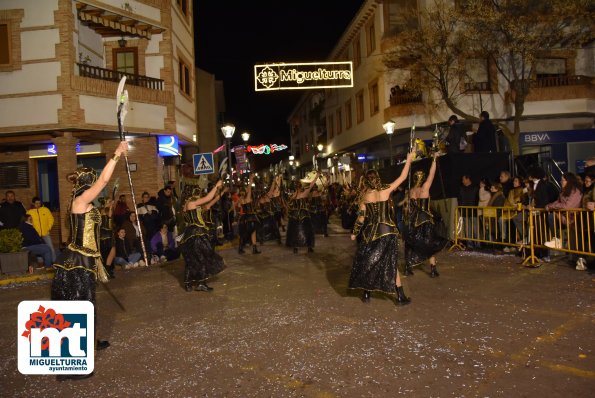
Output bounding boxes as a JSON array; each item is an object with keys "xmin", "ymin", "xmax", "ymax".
[
  {"xmin": 0, "ymin": 0, "xmax": 196, "ymax": 243},
  {"xmin": 289, "ymin": 0, "xmax": 594, "ymax": 176}
]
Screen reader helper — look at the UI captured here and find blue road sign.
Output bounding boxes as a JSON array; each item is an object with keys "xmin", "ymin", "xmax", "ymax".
[{"xmin": 193, "ymin": 152, "xmax": 214, "ymax": 175}]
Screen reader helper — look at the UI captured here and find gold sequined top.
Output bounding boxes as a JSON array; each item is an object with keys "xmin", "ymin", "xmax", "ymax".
[
  {"xmin": 410, "ymin": 198, "xmax": 434, "ymax": 227},
  {"xmin": 67, "ymin": 208, "xmax": 102, "ymax": 257},
  {"xmin": 361, "ymin": 200, "xmax": 397, "ymax": 243},
  {"xmin": 288, "ymin": 197, "xmax": 310, "ymax": 220},
  {"xmin": 181, "ymin": 206, "xmax": 209, "ymax": 243},
  {"xmin": 100, "ymin": 214, "xmax": 113, "ymax": 240}
]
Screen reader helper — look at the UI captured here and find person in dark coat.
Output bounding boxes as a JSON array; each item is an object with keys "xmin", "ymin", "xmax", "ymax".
[
  {"xmin": 0, "ymin": 190, "xmax": 27, "ymax": 229},
  {"xmin": 475, "ymin": 111, "xmax": 497, "ymax": 153},
  {"xmin": 446, "ymin": 115, "xmax": 464, "ymax": 154}
]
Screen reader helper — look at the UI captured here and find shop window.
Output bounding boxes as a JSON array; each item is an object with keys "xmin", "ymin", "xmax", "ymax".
[
  {"xmin": 0, "ymin": 161, "xmax": 29, "ymax": 188},
  {"xmin": 356, "ymin": 90, "xmax": 364, "ymax": 124},
  {"xmin": 345, "ymin": 100, "xmax": 352, "ymax": 130}
]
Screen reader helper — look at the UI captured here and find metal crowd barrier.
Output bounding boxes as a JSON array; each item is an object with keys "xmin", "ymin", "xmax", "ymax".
[{"xmin": 449, "ymin": 205, "xmax": 594, "ymax": 267}]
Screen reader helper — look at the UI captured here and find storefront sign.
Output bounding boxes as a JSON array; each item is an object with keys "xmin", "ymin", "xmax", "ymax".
[
  {"xmin": 246, "ymin": 144, "xmax": 288, "ymax": 155},
  {"xmin": 254, "ymin": 62, "xmax": 353, "ymax": 91},
  {"xmin": 158, "ymin": 135, "xmax": 179, "ymax": 157},
  {"xmin": 519, "ymin": 128, "xmax": 595, "ymax": 146}
]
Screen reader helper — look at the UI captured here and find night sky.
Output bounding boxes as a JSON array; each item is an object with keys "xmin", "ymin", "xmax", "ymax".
[{"xmin": 194, "ymin": 0, "xmax": 365, "ymax": 167}]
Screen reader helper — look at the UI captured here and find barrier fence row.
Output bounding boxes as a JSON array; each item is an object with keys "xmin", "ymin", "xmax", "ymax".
[{"xmin": 450, "ymin": 205, "xmax": 594, "ymax": 267}]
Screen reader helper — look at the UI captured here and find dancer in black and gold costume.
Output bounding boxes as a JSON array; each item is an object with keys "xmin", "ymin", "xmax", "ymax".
[
  {"xmin": 404, "ymin": 152, "xmax": 449, "ymax": 277},
  {"xmin": 98, "ymin": 197, "xmax": 116, "ymax": 278},
  {"xmin": 238, "ymin": 174, "xmax": 261, "ymax": 254},
  {"xmin": 310, "ymin": 184, "xmax": 329, "ymax": 237},
  {"xmin": 180, "ymin": 180, "xmax": 225, "ymax": 292},
  {"xmin": 257, "ymin": 176, "xmax": 282, "ymax": 244},
  {"xmin": 286, "ymin": 172, "xmax": 319, "ymax": 254},
  {"xmin": 51, "ymin": 141, "xmax": 128, "ymax": 380},
  {"xmin": 349, "ymin": 150, "xmax": 414, "ymax": 305}
]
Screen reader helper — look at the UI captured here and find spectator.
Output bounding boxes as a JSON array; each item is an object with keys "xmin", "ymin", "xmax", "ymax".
[
  {"xmin": 26, "ymin": 197, "xmax": 56, "ymax": 262},
  {"xmin": 576, "ymin": 171, "xmax": 594, "ymax": 270},
  {"xmin": 0, "ymin": 190, "xmax": 27, "ymax": 229},
  {"xmin": 446, "ymin": 115, "xmax": 464, "ymax": 154},
  {"xmin": 113, "ymin": 227, "xmax": 143, "ymax": 269},
  {"xmin": 157, "ymin": 185, "xmax": 176, "ymax": 233},
  {"xmin": 150, "ymin": 223, "xmax": 180, "ymax": 262},
  {"xmin": 113, "ymin": 194, "xmax": 130, "ymax": 227},
  {"xmin": 122, "ymin": 211, "xmax": 146, "ymax": 254},
  {"xmin": 475, "ymin": 111, "xmax": 497, "ymax": 153},
  {"xmin": 499, "ymin": 171, "xmax": 514, "ymax": 198},
  {"xmin": 458, "ymin": 175, "xmax": 479, "ymax": 248},
  {"xmin": 485, "ymin": 182, "xmax": 506, "ymax": 242},
  {"xmin": 505, "ymin": 176, "xmax": 525, "ymax": 208},
  {"xmin": 19, "ymin": 214, "xmax": 52, "ymax": 268},
  {"xmin": 529, "ymin": 166, "xmax": 559, "ymax": 262},
  {"xmin": 544, "ymin": 173, "xmax": 582, "ymax": 250},
  {"xmin": 137, "ymin": 191, "xmax": 160, "ymax": 244}
]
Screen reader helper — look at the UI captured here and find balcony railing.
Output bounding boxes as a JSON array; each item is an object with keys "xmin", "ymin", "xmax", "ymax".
[
  {"xmin": 389, "ymin": 91, "xmax": 422, "ymax": 106},
  {"xmin": 533, "ymin": 75, "xmax": 591, "ymax": 88},
  {"xmin": 77, "ymin": 63, "xmax": 164, "ymax": 90},
  {"xmin": 464, "ymin": 81, "xmax": 491, "ymax": 92}
]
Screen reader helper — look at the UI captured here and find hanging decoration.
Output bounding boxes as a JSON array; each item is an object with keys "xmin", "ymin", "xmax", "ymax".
[{"xmin": 246, "ymin": 144, "xmax": 288, "ymax": 155}]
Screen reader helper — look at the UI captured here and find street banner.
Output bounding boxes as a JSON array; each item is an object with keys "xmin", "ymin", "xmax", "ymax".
[
  {"xmin": 233, "ymin": 146, "xmax": 248, "ymax": 172},
  {"xmin": 254, "ymin": 61, "xmax": 353, "ymax": 91}
]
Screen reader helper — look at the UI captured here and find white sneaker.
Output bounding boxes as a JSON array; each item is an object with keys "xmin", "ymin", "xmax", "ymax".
[
  {"xmin": 138, "ymin": 260, "xmax": 146, "ymax": 267},
  {"xmin": 151, "ymin": 255, "xmax": 160, "ymax": 265},
  {"xmin": 160, "ymin": 255, "xmax": 167, "ymax": 263},
  {"xmin": 576, "ymin": 258, "xmax": 587, "ymax": 271},
  {"xmin": 544, "ymin": 237, "xmax": 562, "ymax": 249},
  {"xmin": 132, "ymin": 262, "xmax": 139, "ymax": 268}
]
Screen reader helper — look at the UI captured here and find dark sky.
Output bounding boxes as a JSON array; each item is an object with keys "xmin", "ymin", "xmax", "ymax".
[{"xmin": 194, "ymin": 0, "xmax": 364, "ymax": 166}]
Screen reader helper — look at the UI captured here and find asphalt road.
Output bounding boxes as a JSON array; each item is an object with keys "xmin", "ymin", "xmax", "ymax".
[{"xmin": 1, "ymin": 228, "xmax": 594, "ymax": 397}]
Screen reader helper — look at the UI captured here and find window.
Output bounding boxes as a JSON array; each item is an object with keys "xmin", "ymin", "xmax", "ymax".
[
  {"xmin": 178, "ymin": 57, "xmax": 191, "ymax": 97},
  {"xmin": 0, "ymin": 23, "xmax": 9, "ymax": 65},
  {"xmin": 536, "ymin": 58, "xmax": 567, "ymax": 79},
  {"xmin": 176, "ymin": 0, "xmax": 189, "ymax": 17},
  {"xmin": 383, "ymin": 0, "xmax": 418, "ymax": 37},
  {"xmin": 353, "ymin": 36, "xmax": 361, "ymax": 69},
  {"xmin": 113, "ymin": 48, "xmax": 138, "ymax": 75},
  {"xmin": 464, "ymin": 58, "xmax": 490, "ymax": 91},
  {"xmin": 0, "ymin": 161, "xmax": 29, "ymax": 188},
  {"xmin": 345, "ymin": 100, "xmax": 352, "ymax": 130},
  {"xmin": 368, "ymin": 81, "xmax": 379, "ymax": 115},
  {"xmin": 336, "ymin": 108, "xmax": 343, "ymax": 135},
  {"xmin": 328, "ymin": 113, "xmax": 335, "ymax": 139},
  {"xmin": 355, "ymin": 90, "xmax": 365, "ymax": 124},
  {"xmin": 366, "ymin": 22, "xmax": 376, "ymax": 55}
]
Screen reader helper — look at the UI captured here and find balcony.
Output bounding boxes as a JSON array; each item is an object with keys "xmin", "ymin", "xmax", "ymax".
[
  {"xmin": 524, "ymin": 75, "xmax": 594, "ymax": 102},
  {"xmin": 77, "ymin": 63, "xmax": 164, "ymax": 90}
]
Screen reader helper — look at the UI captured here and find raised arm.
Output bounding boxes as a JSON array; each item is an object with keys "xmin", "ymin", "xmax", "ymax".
[
  {"xmin": 186, "ymin": 180, "xmax": 223, "ymax": 209},
  {"xmin": 303, "ymin": 172, "xmax": 320, "ymax": 195},
  {"xmin": 422, "ymin": 153, "xmax": 438, "ymax": 192},
  {"xmin": 388, "ymin": 149, "xmax": 415, "ymax": 192},
  {"xmin": 350, "ymin": 201, "xmax": 366, "ymax": 241},
  {"xmin": 75, "ymin": 141, "xmax": 128, "ymax": 210}
]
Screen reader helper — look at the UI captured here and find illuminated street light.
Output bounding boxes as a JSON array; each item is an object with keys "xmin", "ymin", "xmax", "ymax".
[
  {"xmin": 221, "ymin": 123, "xmax": 236, "ymax": 178},
  {"xmin": 382, "ymin": 120, "xmax": 396, "ymax": 166},
  {"xmin": 241, "ymin": 131, "xmax": 250, "ymax": 143},
  {"xmin": 317, "ymin": 143, "xmax": 324, "ymax": 152}
]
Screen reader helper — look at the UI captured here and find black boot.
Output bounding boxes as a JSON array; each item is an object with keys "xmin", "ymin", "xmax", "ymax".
[
  {"xmin": 96, "ymin": 340, "xmax": 110, "ymax": 351},
  {"xmin": 252, "ymin": 245, "xmax": 261, "ymax": 254},
  {"xmin": 395, "ymin": 286, "xmax": 411, "ymax": 306},
  {"xmin": 293, "ymin": 247, "xmax": 298, "ymax": 254},
  {"xmin": 238, "ymin": 244, "xmax": 245, "ymax": 254},
  {"xmin": 430, "ymin": 265, "xmax": 440, "ymax": 278},
  {"xmin": 107, "ymin": 265, "xmax": 115, "ymax": 279},
  {"xmin": 360, "ymin": 290, "xmax": 371, "ymax": 303},
  {"xmin": 404, "ymin": 264, "xmax": 414, "ymax": 276},
  {"xmin": 195, "ymin": 283, "xmax": 213, "ymax": 292},
  {"xmin": 184, "ymin": 282, "xmax": 193, "ymax": 292},
  {"xmin": 307, "ymin": 247, "xmax": 314, "ymax": 253}
]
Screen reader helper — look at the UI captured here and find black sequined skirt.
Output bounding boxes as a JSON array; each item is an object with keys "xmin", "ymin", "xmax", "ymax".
[
  {"xmin": 286, "ymin": 215, "xmax": 314, "ymax": 248},
  {"xmin": 258, "ymin": 214, "xmax": 280, "ymax": 242},
  {"xmin": 404, "ymin": 220, "xmax": 449, "ymax": 266},
  {"xmin": 181, "ymin": 227, "xmax": 225, "ymax": 283},
  {"xmin": 311, "ymin": 210, "xmax": 328, "ymax": 235},
  {"xmin": 51, "ymin": 249, "xmax": 98, "ymax": 302},
  {"xmin": 349, "ymin": 233, "xmax": 398, "ymax": 295},
  {"xmin": 239, "ymin": 214, "xmax": 260, "ymax": 246}
]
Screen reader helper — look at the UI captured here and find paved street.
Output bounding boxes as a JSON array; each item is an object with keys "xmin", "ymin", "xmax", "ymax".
[{"xmin": 1, "ymin": 226, "xmax": 594, "ymax": 397}]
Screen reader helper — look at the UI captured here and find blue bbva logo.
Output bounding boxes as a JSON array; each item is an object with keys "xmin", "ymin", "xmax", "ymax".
[{"xmin": 18, "ymin": 301, "xmax": 94, "ymax": 375}]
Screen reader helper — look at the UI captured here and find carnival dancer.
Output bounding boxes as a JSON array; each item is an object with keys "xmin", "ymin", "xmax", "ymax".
[
  {"xmin": 310, "ymin": 182, "xmax": 329, "ymax": 237},
  {"xmin": 180, "ymin": 180, "xmax": 225, "ymax": 292},
  {"xmin": 270, "ymin": 175, "xmax": 286, "ymax": 232},
  {"xmin": 238, "ymin": 174, "xmax": 262, "ymax": 254},
  {"xmin": 286, "ymin": 172, "xmax": 319, "ymax": 254},
  {"xmin": 404, "ymin": 152, "xmax": 449, "ymax": 277},
  {"xmin": 257, "ymin": 179, "xmax": 282, "ymax": 244},
  {"xmin": 51, "ymin": 141, "xmax": 128, "ymax": 380},
  {"xmin": 349, "ymin": 150, "xmax": 414, "ymax": 305}
]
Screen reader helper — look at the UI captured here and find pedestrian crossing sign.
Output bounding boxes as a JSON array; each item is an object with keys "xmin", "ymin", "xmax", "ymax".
[{"xmin": 193, "ymin": 152, "xmax": 214, "ymax": 175}]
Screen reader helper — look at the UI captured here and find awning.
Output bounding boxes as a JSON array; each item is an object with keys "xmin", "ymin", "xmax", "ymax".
[{"xmin": 76, "ymin": 2, "xmax": 165, "ymax": 40}]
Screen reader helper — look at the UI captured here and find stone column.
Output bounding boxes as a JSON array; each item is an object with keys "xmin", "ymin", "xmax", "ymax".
[{"xmin": 53, "ymin": 133, "xmax": 77, "ymax": 245}]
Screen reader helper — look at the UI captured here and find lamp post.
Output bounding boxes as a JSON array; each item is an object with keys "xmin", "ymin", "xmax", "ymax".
[
  {"xmin": 241, "ymin": 131, "xmax": 250, "ymax": 173},
  {"xmin": 382, "ymin": 120, "xmax": 396, "ymax": 166},
  {"xmin": 221, "ymin": 123, "xmax": 235, "ymax": 181}
]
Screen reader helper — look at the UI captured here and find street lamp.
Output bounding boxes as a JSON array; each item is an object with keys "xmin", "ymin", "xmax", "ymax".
[
  {"xmin": 317, "ymin": 143, "xmax": 323, "ymax": 152},
  {"xmin": 241, "ymin": 131, "xmax": 250, "ymax": 143},
  {"xmin": 382, "ymin": 120, "xmax": 396, "ymax": 166},
  {"xmin": 221, "ymin": 123, "xmax": 235, "ymax": 181}
]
